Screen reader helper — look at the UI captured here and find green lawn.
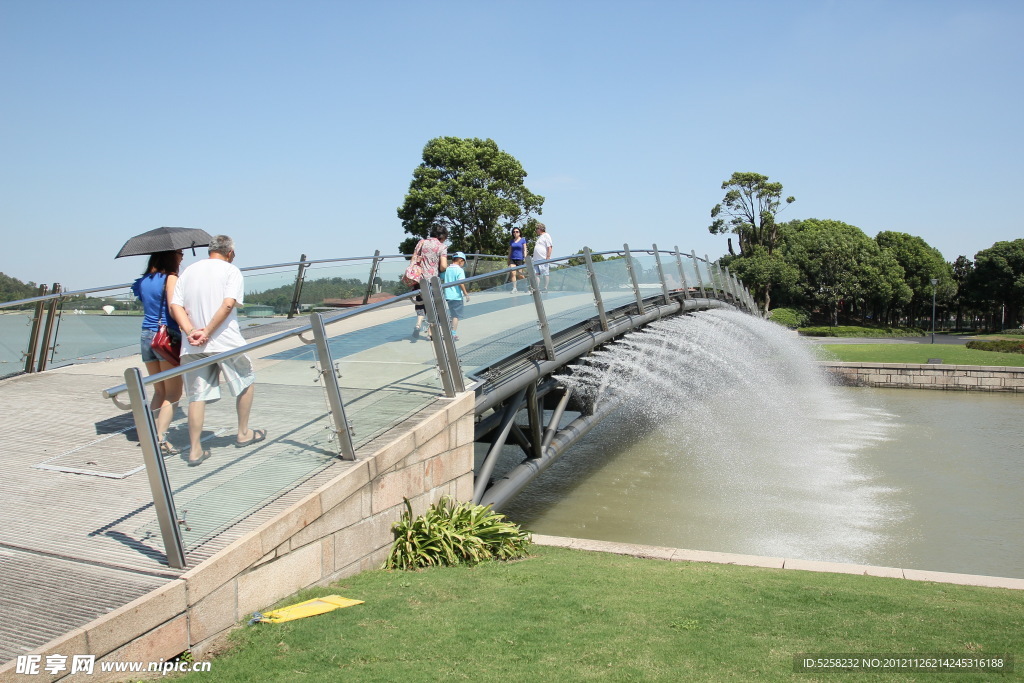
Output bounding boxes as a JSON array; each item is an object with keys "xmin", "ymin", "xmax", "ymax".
[
  {"xmin": 817, "ymin": 344, "xmax": 1024, "ymax": 366},
  {"xmin": 183, "ymin": 546, "xmax": 1021, "ymax": 682}
]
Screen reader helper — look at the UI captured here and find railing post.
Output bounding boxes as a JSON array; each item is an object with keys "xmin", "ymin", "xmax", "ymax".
[
  {"xmin": 426, "ymin": 276, "xmax": 466, "ymax": 394},
  {"xmin": 690, "ymin": 250, "xmax": 707, "ymax": 299},
  {"xmin": 287, "ymin": 254, "xmax": 308, "ymax": 319},
  {"xmin": 469, "ymin": 253, "xmax": 481, "ymax": 278},
  {"xmin": 310, "ymin": 312, "xmax": 356, "ymax": 460},
  {"xmin": 124, "ymin": 367, "xmax": 187, "ymax": 569},
  {"xmin": 36, "ymin": 283, "xmax": 61, "ymax": 373},
  {"xmin": 622, "ymin": 244, "xmax": 645, "ymax": 315},
  {"xmin": 722, "ymin": 266, "xmax": 736, "ymax": 304},
  {"xmin": 524, "ymin": 256, "xmax": 556, "ymax": 360},
  {"xmin": 583, "ymin": 247, "xmax": 609, "ymax": 331},
  {"xmin": 705, "ymin": 255, "xmax": 721, "ymax": 300},
  {"xmin": 652, "ymin": 244, "xmax": 671, "ymax": 305},
  {"xmin": 673, "ymin": 246, "xmax": 691, "ymax": 300},
  {"xmin": 23, "ymin": 284, "xmax": 48, "ymax": 374},
  {"xmin": 362, "ymin": 250, "xmax": 382, "ymax": 305}
]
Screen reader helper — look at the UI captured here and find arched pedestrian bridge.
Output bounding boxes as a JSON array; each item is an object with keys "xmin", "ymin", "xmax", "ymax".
[{"xmin": 0, "ymin": 245, "xmax": 755, "ymax": 671}]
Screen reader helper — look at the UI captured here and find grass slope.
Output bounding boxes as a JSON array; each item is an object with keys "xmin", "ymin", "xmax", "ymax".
[
  {"xmin": 818, "ymin": 344, "xmax": 1024, "ymax": 367},
  {"xmin": 183, "ymin": 546, "xmax": 1022, "ymax": 682}
]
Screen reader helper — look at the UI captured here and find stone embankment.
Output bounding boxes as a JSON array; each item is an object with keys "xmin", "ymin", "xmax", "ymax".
[{"xmin": 820, "ymin": 362, "xmax": 1024, "ymax": 392}]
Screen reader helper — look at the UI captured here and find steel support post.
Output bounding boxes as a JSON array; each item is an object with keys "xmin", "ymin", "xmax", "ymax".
[
  {"xmin": 705, "ymin": 255, "xmax": 721, "ymax": 300},
  {"xmin": 673, "ymin": 246, "xmax": 691, "ymax": 300},
  {"xmin": 526, "ymin": 381, "xmax": 544, "ymax": 460},
  {"xmin": 691, "ymin": 250, "xmax": 707, "ymax": 299},
  {"xmin": 23, "ymin": 284, "xmax": 48, "ymax": 374},
  {"xmin": 524, "ymin": 256, "xmax": 556, "ymax": 360},
  {"xmin": 426, "ymin": 276, "xmax": 466, "ymax": 394},
  {"xmin": 124, "ymin": 367, "xmax": 187, "ymax": 569},
  {"xmin": 652, "ymin": 244, "xmax": 672, "ymax": 305},
  {"xmin": 362, "ymin": 250, "xmax": 382, "ymax": 305},
  {"xmin": 287, "ymin": 254, "xmax": 308, "ymax": 319},
  {"xmin": 583, "ymin": 248, "xmax": 609, "ymax": 331},
  {"xmin": 623, "ymin": 244, "xmax": 645, "ymax": 315},
  {"xmin": 541, "ymin": 386, "xmax": 572, "ymax": 450},
  {"xmin": 723, "ymin": 266, "xmax": 737, "ymax": 305},
  {"xmin": 420, "ymin": 279, "xmax": 455, "ymax": 396},
  {"xmin": 36, "ymin": 284, "xmax": 61, "ymax": 373},
  {"xmin": 310, "ymin": 313, "xmax": 356, "ymax": 460},
  {"xmin": 473, "ymin": 388, "xmax": 527, "ymax": 504}
]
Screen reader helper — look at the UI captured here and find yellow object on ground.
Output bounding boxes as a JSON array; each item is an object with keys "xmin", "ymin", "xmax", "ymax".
[{"xmin": 251, "ymin": 595, "xmax": 364, "ymax": 624}]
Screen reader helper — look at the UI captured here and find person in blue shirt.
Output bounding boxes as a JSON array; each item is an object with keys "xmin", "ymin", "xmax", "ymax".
[
  {"xmin": 131, "ymin": 249, "xmax": 184, "ymax": 454},
  {"xmin": 442, "ymin": 252, "xmax": 470, "ymax": 341},
  {"xmin": 507, "ymin": 227, "xmax": 527, "ymax": 293}
]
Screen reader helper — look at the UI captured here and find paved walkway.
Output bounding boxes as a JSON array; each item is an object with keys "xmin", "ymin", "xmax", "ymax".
[{"xmin": 532, "ymin": 535, "xmax": 1024, "ymax": 590}]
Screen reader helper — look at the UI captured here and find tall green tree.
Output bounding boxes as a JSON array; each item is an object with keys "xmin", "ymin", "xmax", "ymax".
[
  {"xmin": 965, "ymin": 239, "xmax": 1024, "ymax": 329},
  {"xmin": 709, "ymin": 172, "xmax": 795, "ymax": 256},
  {"xmin": 0, "ymin": 272, "xmax": 40, "ymax": 305},
  {"xmin": 397, "ymin": 137, "xmax": 545, "ymax": 256},
  {"xmin": 951, "ymin": 255, "xmax": 973, "ymax": 330},
  {"xmin": 874, "ymin": 231, "xmax": 954, "ymax": 326},
  {"xmin": 779, "ymin": 219, "xmax": 910, "ymax": 325}
]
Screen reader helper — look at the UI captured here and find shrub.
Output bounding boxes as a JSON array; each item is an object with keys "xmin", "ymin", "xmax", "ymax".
[
  {"xmin": 768, "ymin": 308, "xmax": 808, "ymax": 329},
  {"xmin": 1001, "ymin": 328, "xmax": 1024, "ymax": 335},
  {"xmin": 384, "ymin": 497, "xmax": 532, "ymax": 570},
  {"xmin": 798, "ymin": 325, "xmax": 925, "ymax": 338},
  {"xmin": 966, "ymin": 340, "xmax": 1024, "ymax": 354}
]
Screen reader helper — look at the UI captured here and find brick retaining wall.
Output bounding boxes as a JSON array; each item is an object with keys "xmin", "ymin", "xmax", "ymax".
[{"xmin": 821, "ymin": 362, "xmax": 1024, "ymax": 392}]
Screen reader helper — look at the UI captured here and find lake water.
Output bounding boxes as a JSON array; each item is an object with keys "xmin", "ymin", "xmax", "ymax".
[{"xmin": 501, "ymin": 387, "xmax": 1024, "ymax": 579}]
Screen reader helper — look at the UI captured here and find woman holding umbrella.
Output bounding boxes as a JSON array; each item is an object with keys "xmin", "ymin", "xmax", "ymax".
[
  {"xmin": 119, "ymin": 227, "xmax": 211, "ymax": 454},
  {"xmin": 131, "ymin": 250, "xmax": 184, "ymax": 454}
]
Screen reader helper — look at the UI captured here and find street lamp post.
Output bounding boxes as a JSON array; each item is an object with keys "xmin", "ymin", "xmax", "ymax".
[{"xmin": 930, "ymin": 278, "xmax": 938, "ymax": 344}]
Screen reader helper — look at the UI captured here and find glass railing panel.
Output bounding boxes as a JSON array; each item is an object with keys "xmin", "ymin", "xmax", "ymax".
[
  {"xmin": 680, "ymin": 254, "xmax": 701, "ymax": 294},
  {"xmin": 589, "ymin": 255, "xmax": 636, "ymax": 315},
  {"xmin": 696, "ymin": 260, "xmax": 714, "ymax": 296},
  {"xmin": 318, "ymin": 298, "xmax": 443, "ymax": 448},
  {"xmin": 240, "ymin": 267, "xmax": 304, "ymax": 322},
  {"xmin": 440, "ymin": 268, "xmax": 544, "ymax": 376},
  {"xmin": 629, "ymin": 252, "xmax": 665, "ymax": 303},
  {"xmin": 295, "ymin": 261, "xmax": 376, "ymax": 311},
  {"xmin": 374, "ymin": 257, "xmax": 416, "ymax": 297},
  {"xmin": 541, "ymin": 260, "xmax": 602, "ymax": 338},
  {"xmin": 48, "ymin": 286, "xmax": 143, "ymax": 366},
  {"xmin": 133, "ymin": 330, "xmax": 343, "ymax": 555},
  {"xmin": 0, "ymin": 309, "xmax": 35, "ymax": 376}
]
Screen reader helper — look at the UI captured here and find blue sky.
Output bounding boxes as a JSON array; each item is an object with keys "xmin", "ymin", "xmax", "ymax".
[{"xmin": 2, "ymin": 0, "xmax": 1022, "ymax": 290}]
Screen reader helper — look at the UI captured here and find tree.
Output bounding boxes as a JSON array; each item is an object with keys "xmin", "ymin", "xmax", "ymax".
[
  {"xmin": 721, "ymin": 246, "xmax": 799, "ymax": 314},
  {"xmin": 709, "ymin": 172, "xmax": 795, "ymax": 256},
  {"xmin": 779, "ymin": 219, "xmax": 910, "ymax": 326},
  {"xmin": 875, "ymin": 231, "xmax": 954, "ymax": 327},
  {"xmin": 0, "ymin": 272, "xmax": 40, "ymax": 305},
  {"xmin": 951, "ymin": 255, "xmax": 973, "ymax": 330},
  {"xmin": 965, "ymin": 239, "xmax": 1024, "ymax": 329},
  {"xmin": 397, "ymin": 137, "xmax": 545, "ymax": 256}
]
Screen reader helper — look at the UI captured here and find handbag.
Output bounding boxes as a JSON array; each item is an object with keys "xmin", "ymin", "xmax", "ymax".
[
  {"xmin": 151, "ymin": 289, "xmax": 181, "ymax": 365},
  {"xmin": 401, "ymin": 239, "xmax": 426, "ymax": 287}
]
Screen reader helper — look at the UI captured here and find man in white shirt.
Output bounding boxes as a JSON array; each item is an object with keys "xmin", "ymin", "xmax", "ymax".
[
  {"xmin": 532, "ymin": 222, "xmax": 553, "ymax": 292},
  {"xmin": 171, "ymin": 235, "xmax": 264, "ymax": 465}
]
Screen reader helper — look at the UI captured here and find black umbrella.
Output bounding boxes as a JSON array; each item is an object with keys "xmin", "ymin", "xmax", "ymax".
[{"xmin": 115, "ymin": 227, "xmax": 213, "ymax": 258}]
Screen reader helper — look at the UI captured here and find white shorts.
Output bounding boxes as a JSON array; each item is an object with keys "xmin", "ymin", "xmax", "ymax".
[{"xmin": 181, "ymin": 352, "xmax": 255, "ymax": 402}]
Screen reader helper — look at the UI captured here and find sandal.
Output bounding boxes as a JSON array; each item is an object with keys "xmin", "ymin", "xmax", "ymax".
[
  {"xmin": 187, "ymin": 449, "xmax": 211, "ymax": 467},
  {"xmin": 158, "ymin": 441, "xmax": 179, "ymax": 456},
  {"xmin": 236, "ymin": 428, "xmax": 267, "ymax": 448}
]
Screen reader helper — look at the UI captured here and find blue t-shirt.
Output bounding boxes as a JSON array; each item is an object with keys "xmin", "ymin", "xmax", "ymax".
[
  {"xmin": 509, "ymin": 237, "xmax": 526, "ymax": 261},
  {"xmin": 131, "ymin": 273, "xmax": 180, "ymax": 333},
  {"xmin": 443, "ymin": 264, "xmax": 465, "ymax": 300}
]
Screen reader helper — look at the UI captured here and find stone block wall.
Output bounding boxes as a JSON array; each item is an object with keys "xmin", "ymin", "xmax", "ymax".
[
  {"xmin": 1, "ymin": 391, "xmax": 475, "ymax": 682},
  {"xmin": 821, "ymin": 362, "xmax": 1024, "ymax": 392}
]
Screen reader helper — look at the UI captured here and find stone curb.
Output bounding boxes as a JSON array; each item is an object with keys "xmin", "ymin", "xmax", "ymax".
[{"xmin": 531, "ymin": 535, "xmax": 1024, "ymax": 590}]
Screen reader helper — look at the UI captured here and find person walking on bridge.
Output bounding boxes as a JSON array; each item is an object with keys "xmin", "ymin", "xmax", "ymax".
[
  {"xmin": 532, "ymin": 222, "xmax": 553, "ymax": 292},
  {"xmin": 171, "ymin": 235, "xmax": 265, "ymax": 466}
]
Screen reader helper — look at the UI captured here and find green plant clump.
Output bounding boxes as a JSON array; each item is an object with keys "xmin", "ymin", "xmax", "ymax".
[
  {"xmin": 799, "ymin": 325, "xmax": 924, "ymax": 338},
  {"xmin": 767, "ymin": 307, "xmax": 808, "ymax": 329},
  {"xmin": 1001, "ymin": 328, "xmax": 1024, "ymax": 335},
  {"xmin": 385, "ymin": 496, "xmax": 531, "ymax": 570},
  {"xmin": 966, "ymin": 339, "xmax": 1024, "ymax": 354}
]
